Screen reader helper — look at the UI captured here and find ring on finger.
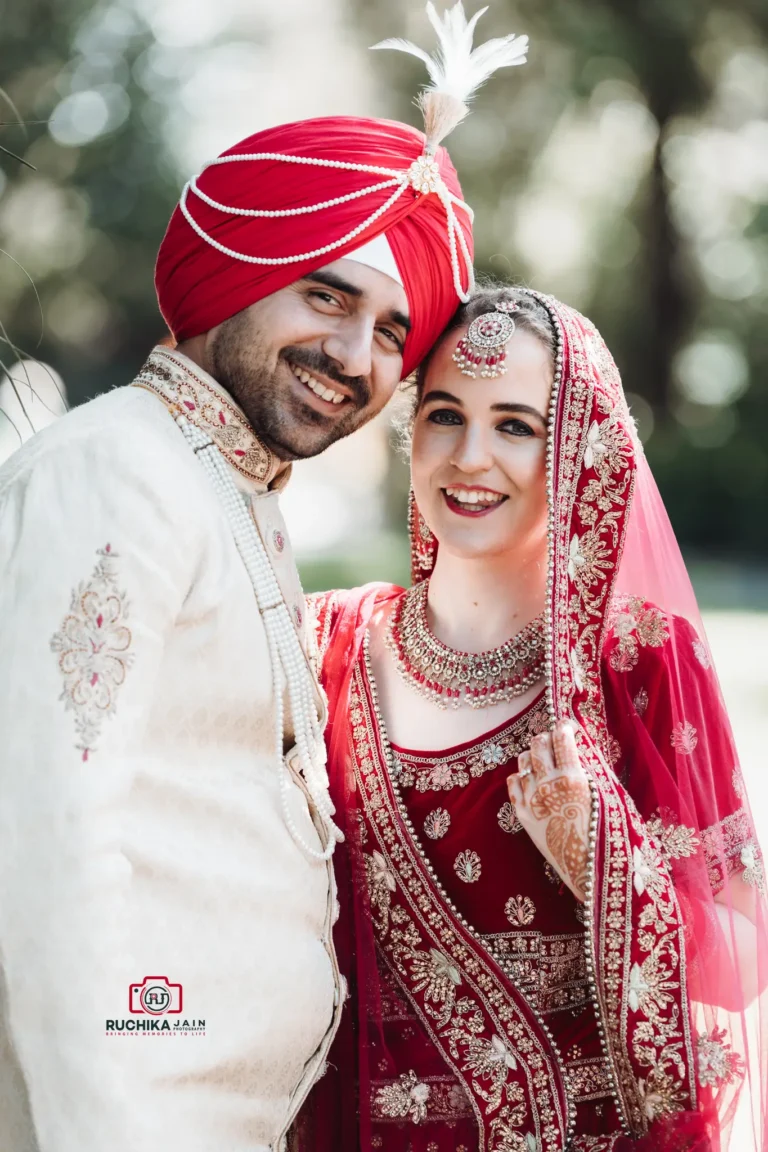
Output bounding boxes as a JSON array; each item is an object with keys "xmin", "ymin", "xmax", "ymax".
[{"xmin": 518, "ymin": 765, "xmax": 532, "ymax": 779}]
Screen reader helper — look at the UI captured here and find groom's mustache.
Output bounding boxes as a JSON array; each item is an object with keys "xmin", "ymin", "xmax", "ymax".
[{"xmin": 281, "ymin": 346, "xmax": 371, "ymax": 409}]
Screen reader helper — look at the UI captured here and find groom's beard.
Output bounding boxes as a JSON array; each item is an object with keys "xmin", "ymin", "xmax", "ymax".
[{"xmin": 210, "ymin": 316, "xmax": 374, "ymax": 462}]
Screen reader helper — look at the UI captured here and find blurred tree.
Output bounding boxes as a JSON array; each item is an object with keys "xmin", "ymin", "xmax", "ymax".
[
  {"xmin": 350, "ymin": 0, "xmax": 768, "ymax": 560},
  {"xmin": 1, "ymin": 0, "xmax": 766, "ymax": 566},
  {"xmin": 0, "ymin": 0, "xmax": 177, "ymax": 407}
]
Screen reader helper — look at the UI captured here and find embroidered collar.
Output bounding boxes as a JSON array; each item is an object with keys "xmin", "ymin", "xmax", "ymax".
[{"xmin": 133, "ymin": 346, "xmax": 281, "ymax": 487}]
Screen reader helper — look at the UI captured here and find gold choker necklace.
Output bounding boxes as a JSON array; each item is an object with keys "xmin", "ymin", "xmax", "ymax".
[{"xmin": 386, "ymin": 581, "xmax": 546, "ymax": 710}]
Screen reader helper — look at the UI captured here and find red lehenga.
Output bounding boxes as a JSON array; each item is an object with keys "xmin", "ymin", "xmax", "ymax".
[{"xmin": 297, "ymin": 293, "xmax": 768, "ymax": 1152}]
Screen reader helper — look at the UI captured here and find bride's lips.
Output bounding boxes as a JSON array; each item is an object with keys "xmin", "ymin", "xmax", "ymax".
[{"xmin": 442, "ymin": 485, "xmax": 509, "ymax": 518}]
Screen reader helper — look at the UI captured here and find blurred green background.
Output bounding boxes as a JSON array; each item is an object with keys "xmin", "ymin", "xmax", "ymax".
[{"xmin": 1, "ymin": 0, "xmax": 767, "ymax": 609}]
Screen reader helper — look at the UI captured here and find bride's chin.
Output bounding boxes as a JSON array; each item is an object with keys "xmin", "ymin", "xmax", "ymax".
[{"xmin": 430, "ymin": 523, "xmax": 518, "ymax": 562}]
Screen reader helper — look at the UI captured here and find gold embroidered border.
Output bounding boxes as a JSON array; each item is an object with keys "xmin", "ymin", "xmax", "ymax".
[
  {"xmin": 534, "ymin": 295, "xmax": 698, "ymax": 1137},
  {"xmin": 478, "ymin": 931, "xmax": 589, "ymax": 1016},
  {"xmin": 700, "ymin": 807, "xmax": 761, "ymax": 893},
  {"xmin": 372, "ymin": 1072, "xmax": 474, "ymax": 1123},
  {"xmin": 392, "ymin": 702, "xmax": 549, "ymax": 792},
  {"xmin": 133, "ymin": 348, "xmax": 274, "ymax": 482},
  {"xmin": 350, "ymin": 665, "xmax": 570, "ymax": 1151},
  {"xmin": 564, "ymin": 1057, "xmax": 613, "ymax": 1102}
]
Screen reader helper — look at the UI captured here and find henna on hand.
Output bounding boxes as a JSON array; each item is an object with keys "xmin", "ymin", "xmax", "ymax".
[{"xmin": 529, "ymin": 775, "xmax": 590, "ymax": 901}]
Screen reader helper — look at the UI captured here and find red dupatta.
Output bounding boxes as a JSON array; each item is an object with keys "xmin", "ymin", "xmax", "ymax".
[{"xmin": 298, "ymin": 292, "xmax": 768, "ymax": 1152}]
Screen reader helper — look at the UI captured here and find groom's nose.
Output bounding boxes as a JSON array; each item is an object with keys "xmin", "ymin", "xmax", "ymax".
[{"xmin": 322, "ymin": 316, "xmax": 374, "ymax": 381}]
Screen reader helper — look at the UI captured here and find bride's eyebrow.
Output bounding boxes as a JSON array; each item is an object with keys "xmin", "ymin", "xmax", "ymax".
[
  {"xmin": 421, "ymin": 390, "xmax": 547, "ymax": 423},
  {"xmin": 421, "ymin": 389, "xmax": 462, "ymax": 405},
  {"xmin": 490, "ymin": 401, "xmax": 547, "ymax": 422}
]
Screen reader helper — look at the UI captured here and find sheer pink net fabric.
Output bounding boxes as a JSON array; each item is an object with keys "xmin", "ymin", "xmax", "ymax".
[{"xmin": 613, "ymin": 450, "xmax": 768, "ymax": 1150}]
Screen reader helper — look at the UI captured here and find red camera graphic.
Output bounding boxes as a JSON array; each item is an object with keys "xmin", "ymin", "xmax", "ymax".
[{"xmin": 129, "ymin": 976, "xmax": 183, "ymax": 1016}]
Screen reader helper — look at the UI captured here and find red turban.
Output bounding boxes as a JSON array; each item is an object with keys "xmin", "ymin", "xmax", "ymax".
[{"xmin": 155, "ymin": 116, "xmax": 473, "ymax": 378}]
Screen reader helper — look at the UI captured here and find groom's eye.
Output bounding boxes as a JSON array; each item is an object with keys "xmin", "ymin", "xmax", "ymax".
[{"xmin": 308, "ymin": 290, "xmax": 343, "ymax": 309}]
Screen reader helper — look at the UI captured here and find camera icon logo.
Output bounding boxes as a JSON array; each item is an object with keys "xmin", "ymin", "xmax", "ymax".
[{"xmin": 129, "ymin": 976, "xmax": 183, "ymax": 1016}]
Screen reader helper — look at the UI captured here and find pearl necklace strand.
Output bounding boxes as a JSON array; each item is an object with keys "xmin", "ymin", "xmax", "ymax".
[
  {"xmin": 178, "ymin": 150, "xmax": 474, "ymax": 303},
  {"xmin": 177, "ymin": 415, "xmax": 343, "ymax": 862}
]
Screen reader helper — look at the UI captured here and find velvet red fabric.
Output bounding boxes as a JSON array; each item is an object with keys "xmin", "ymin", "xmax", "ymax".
[{"xmin": 154, "ymin": 117, "xmax": 473, "ymax": 378}]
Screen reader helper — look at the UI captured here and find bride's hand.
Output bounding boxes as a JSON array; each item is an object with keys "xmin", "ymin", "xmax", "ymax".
[{"xmin": 506, "ymin": 722, "xmax": 591, "ymax": 903}]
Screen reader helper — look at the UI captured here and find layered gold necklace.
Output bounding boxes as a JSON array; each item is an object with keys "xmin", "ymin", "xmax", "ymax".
[{"xmin": 386, "ymin": 581, "xmax": 546, "ymax": 710}]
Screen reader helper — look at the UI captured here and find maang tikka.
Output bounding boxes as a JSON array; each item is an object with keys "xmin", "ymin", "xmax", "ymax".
[{"xmin": 452, "ymin": 299, "xmax": 520, "ymax": 379}]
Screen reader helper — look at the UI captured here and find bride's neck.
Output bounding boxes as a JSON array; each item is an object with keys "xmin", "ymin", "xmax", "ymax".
[{"xmin": 425, "ymin": 544, "xmax": 547, "ymax": 653}]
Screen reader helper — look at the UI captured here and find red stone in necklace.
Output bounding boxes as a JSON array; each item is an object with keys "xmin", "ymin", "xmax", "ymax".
[{"xmin": 385, "ymin": 580, "xmax": 546, "ymax": 710}]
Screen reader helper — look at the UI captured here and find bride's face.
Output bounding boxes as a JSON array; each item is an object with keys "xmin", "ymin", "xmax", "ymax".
[{"xmin": 411, "ymin": 325, "xmax": 553, "ymax": 562}]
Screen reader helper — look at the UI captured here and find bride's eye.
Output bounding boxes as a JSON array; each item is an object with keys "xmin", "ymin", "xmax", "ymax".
[
  {"xmin": 426, "ymin": 408, "xmax": 462, "ymax": 426},
  {"xmin": 500, "ymin": 418, "xmax": 535, "ymax": 437}
]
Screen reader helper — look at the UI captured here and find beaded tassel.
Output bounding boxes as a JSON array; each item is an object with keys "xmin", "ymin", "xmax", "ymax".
[{"xmin": 452, "ymin": 299, "xmax": 519, "ymax": 379}]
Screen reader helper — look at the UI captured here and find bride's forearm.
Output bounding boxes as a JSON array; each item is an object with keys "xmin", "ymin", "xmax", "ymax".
[{"xmin": 713, "ymin": 899, "xmax": 760, "ymax": 1007}]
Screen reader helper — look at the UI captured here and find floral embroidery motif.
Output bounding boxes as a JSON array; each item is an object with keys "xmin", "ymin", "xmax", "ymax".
[
  {"xmin": 374, "ymin": 1070, "xmax": 431, "ymax": 1123},
  {"xmin": 372, "ymin": 1075, "xmax": 473, "ymax": 1123},
  {"xmin": 631, "ymin": 843, "xmax": 664, "ymax": 896},
  {"xmin": 696, "ymin": 1027, "xmax": 745, "ymax": 1088},
  {"xmin": 134, "ymin": 348, "xmax": 273, "ymax": 482},
  {"xmin": 633, "ymin": 688, "xmax": 648, "ymax": 716},
  {"xmin": 505, "ymin": 896, "xmax": 536, "ymax": 927},
  {"xmin": 393, "ymin": 705, "xmax": 548, "ymax": 792},
  {"xmin": 692, "ymin": 638, "xmax": 712, "ymax": 669},
  {"xmin": 456, "ymin": 1029, "xmax": 523, "ymax": 1111},
  {"xmin": 424, "ymin": 808, "xmax": 451, "ymax": 839},
  {"xmin": 50, "ymin": 545, "xmax": 133, "ymax": 762},
  {"xmin": 564, "ymin": 1057, "xmax": 613, "ymax": 1101},
  {"xmin": 584, "ymin": 420, "xmax": 610, "ymax": 470},
  {"xmin": 646, "ymin": 815, "xmax": 700, "ymax": 862},
  {"xmin": 700, "ymin": 807, "xmax": 757, "ymax": 892},
  {"xmin": 609, "ymin": 597, "xmax": 669, "ymax": 673},
  {"xmin": 498, "ymin": 801, "xmax": 522, "ymax": 834},
  {"xmin": 454, "ymin": 850, "xmax": 482, "ymax": 883},
  {"xmin": 567, "ymin": 531, "xmax": 612, "ymax": 591},
  {"xmin": 365, "ymin": 850, "xmax": 397, "ymax": 930},
  {"xmin": 670, "ymin": 721, "xmax": 698, "ymax": 755},
  {"xmin": 740, "ymin": 842, "xmax": 766, "ymax": 895}
]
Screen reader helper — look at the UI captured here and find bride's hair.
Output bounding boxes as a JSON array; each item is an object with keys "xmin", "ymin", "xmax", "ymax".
[{"xmin": 395, "ymin": 281, "xmax": 556, "ymax": 453}]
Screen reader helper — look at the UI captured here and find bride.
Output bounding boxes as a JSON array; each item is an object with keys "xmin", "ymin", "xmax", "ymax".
[{"xmin": 299, "ymin": 286, "xmax": 768, "ymax": 1151}]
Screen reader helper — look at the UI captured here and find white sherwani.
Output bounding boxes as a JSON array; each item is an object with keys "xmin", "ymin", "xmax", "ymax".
[{"xmin": 0, "ymin": 348, "xmax": 342, "ymax": 1151}]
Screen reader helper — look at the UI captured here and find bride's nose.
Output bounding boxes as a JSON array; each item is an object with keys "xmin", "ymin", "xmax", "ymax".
[{"xmin": 449, "ymin": 423, "xmax": 494, "ymax": 473}]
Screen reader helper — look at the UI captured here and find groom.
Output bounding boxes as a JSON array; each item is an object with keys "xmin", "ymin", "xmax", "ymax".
[{"xmin": 0, "ymin": 116, "xmax": 472, "ymax": 1151}]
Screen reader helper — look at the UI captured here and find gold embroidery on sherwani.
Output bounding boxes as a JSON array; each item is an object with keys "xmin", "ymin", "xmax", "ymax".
[
  {"xmin": 350, "ymin": 660, "xmax": 570, "ymax": 1151},
  {"xmin": 50, "ymin": 544, "xmax": 133, "ymax": 761},
  {"xmin": 133, "ymin": 348, "xmax": 274, "ymax": 483}
]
